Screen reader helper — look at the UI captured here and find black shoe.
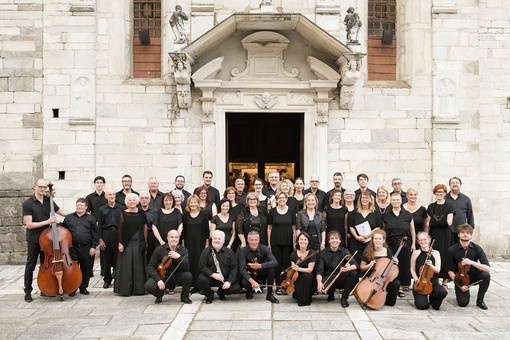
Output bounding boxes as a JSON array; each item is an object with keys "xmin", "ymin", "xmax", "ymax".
[
  {"xmin": 103, "ymin": 281, "xmax": 111, "ymax": 289},
  {"xmin": 218, "ymin": 292, "xmax": 226, "ymax": 301},
  {"xmin": 246, "ymin": 290, "xmax": 254, "ymax": 300},
  {"xmin": 327, "ymin": 294, "xmax": 335, "ymax": 302},
  {"xmin": 266, "ymin": 293, "xmax": 279, "ymax": 304},
  {"xmin": 341, "ymin": 297, "xmax": 349, "ymax": 308},
  {"xmin": 155, "ymin": 296, "xmax": 162, "ymax": 304},
  {"xmin": 190, "ymin": 287, "xmax": 200, "ymax": 294},
  {"xmin": 477, "ymin": 300, "xmax": 488, "ymax": 310},
  {"xmin": 69, "ymin": 290, "xmax": 77, "ymax": 297},
  {"xmin": 181, "ymin": 296, "xmax": 192, "ymax": 304},
  {"xmin": 205, "ymin": 295, "xmax": 214, "ymax": 304},
  {"xmin": 79, "ymin": 288, "xmax": 90, "ymax": 295},
  {"xmin": 24, "ymin": 293, "xmax": 33, "ymax": 302},
  {"xmin": 40, "ymin": 292, "xmax": 46, "ymax": 297}
]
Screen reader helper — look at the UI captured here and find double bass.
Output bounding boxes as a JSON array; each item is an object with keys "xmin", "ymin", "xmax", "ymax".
[
  {"xmin": 37, "ymin": 182, "xmax": 82, "ymax": 300},
  {"xmin": 352, "ymin": 237, "xmax": 406, "ymax": 309},
  {"xmin": 413, "ymin": 239, "xmax": 435, "ymax": 295}
]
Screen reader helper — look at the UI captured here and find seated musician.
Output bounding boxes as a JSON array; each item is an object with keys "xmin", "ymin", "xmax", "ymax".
[
  {"xmin": 197, "ymin": 230, "xmax": 241, "ymax": 304},
  {"xmin": 290, "ymin": 232, "xmax": 317, "ymax": 307},
  {"xmin": 145, "ymin": 230, "xmax": 192, "ymax": 304},
  {"xmin": 359, "ymin": 230, "xmax": 400, "ymax": 306},
  {"xmin": 238, "ymin": 231, "xmax": 279, "ymax": 303},
  {"xmin": 446, "ymin": 224, "xmax": 491, "ymax": 310},
  {"xmin": 316, "ymin": 230, "xmax": 359, "ymax": 307},
  {"xmin": 410, "ymin": 232, "xmax": 447, "ymax": 310}
]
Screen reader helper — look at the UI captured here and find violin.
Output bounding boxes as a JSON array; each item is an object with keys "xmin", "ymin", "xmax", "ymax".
[
  {"xmin": 353, "ymin": 237, "xmax": 406, "ymax": 310},
  {"xmin": 37, "ymin": 182, "xmax": 82, "ymax": 300},
  {"xmin": 281, "ymin": 268, "xmax": 299, "ymax": 295},
  {"xmin": 454, "ymin": 248, "xmax": 470, "ymax": 286},
  {"xmin": 157, "ymin": 246, "xmax": 180, "ymax": 278},
  {"xmin": 413, "ymin": 239, "xmax": 436, "ymax": 295},
  {"xmin": 246, "ymin": 257, "xmax": 259, "ymax": 277}
]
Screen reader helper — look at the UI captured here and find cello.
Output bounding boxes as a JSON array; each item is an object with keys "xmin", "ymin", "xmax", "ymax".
[
  {"xmin": 37, "ymin": 182, "xmax": 82, "ymax": 300},
  {"xmin": 352, "ymin": 237, "xmax": 406, "ymax": 309},
  {"xmin": 413, "ymin": 239, "xmax": 435, "ymax": 295}
]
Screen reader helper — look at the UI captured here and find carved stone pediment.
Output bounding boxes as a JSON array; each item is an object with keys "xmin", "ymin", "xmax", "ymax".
[{"xmin": 231, "ymin": 31, "xmax": 299, "ymax": 81}]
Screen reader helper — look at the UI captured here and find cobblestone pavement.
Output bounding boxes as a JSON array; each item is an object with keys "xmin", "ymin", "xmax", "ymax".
[{"xmin": 0, "ymin": 261, "xmax": 509, "ymax": 339}]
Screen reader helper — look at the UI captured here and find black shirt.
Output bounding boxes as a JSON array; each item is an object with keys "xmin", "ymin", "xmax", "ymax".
[
  {"xmin": 147, "ymin": 243, "xmax": 190, "ymax": 281},
  {"xmin": 149, "ymin": 190, "xmax": 164, "ymax": 210},
  {"xmin": 325, "ymin": 187, "xmax": 346, "ymax": 208},
  {"xmin": 317, "ymin": 246, "xmax": 359, "ymax": 277},
  {"xmin": 390, "ymin": 190, "xmax": 408, "ymax": 204},
  {"xmin": 382, "ymin": 209, "xmax": 413, "ymax": 251},
  {"xmin": 267, "ymin": 207, "xmax": 296, "ymax": 246},
  {"xmin": 262, "ymin": 186, "xmax": 277, "ymax": 199},
  {"xmin": 199, "ymin": 245, "xmax": 238, "ymax": 284},
  {"xmin": 153, "ymin": 209, "xmax": 182, "ymax": 239},
  {"xmin": 115, "ymin": 189, "xmax": 139, "ymax": 208},
  {"xmin": 238, "ymin": 245, "xmax": 278, "ymax": 281},
  {"xmin": 445, "ymin": 241, "xmax": 489, "ymax": 277},
  {"xmin": 85, "ymin": 191, "xmax": 107, "ymax": 221},
  {"xmin": 22, "ymin": 194, "xmax": 60, "ymax": 243},
  {"xmin": 142, "ymin": 207, "xmax": 156, "ymax": 231},
  {"xmin": 61, "ymin": 212, "xmax": 99, "ymax": 248},
  {"xmin": 445, "ymin": 192, "xmax": 474, "ymax": 232},
  {"xmin": 303, "ymin": 188, "xmax": 327, "ymax": 212},
  {"xmin": 97, "ymin": 203, "xmax": 123, "ymax": 238}
]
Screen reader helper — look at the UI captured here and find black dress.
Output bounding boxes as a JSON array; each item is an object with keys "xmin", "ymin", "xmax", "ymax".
[
  {"xmin": 383, "ymin": 209, "xmax": 414, "ymax": 286},
  {"xmin": 412, "ymin": 250, "xmax": 448, "ymax": 310},
  {"xmin": 200, "ymin": 203, "xmax": 215, "ymax": 221},
  {"xmin": 295, "ymin": 196, "xmax": 304, "ymax": 212},
  {"xmin": 406, "ymin": 206, "xmax": 427, "ymax": 248},
  {"xmin": 114, "ymin": 209, "xmax": 147, "ymax": 295},
  {"xmin": 153, "ymin": 208, "xmax": 182, "ymax": 241},
  {"xmin": 427, "ymin": 202, "xmax": 454, "ymax": 278},
  {"xmin": 290, "ymin": 250, "xmax": 316, "ymax": 306},
  {"xmin": 348, "ymin": 210, "xmax": 382, "ymax": 264},
  {"xmin": 287, "ymin": 197, "xmax": 299, "ymax": 215},
  {"xmin": 182, "ymin": 210, "xmax": 209, "ymax": 287},
  {"xmin": 323, "ymin": 205, "xmax": 348, "ymax": 247},
  {"xmin": 211, "ymin": 214, "xmax": 235, "ymax": 246},
  {"xmin": 268, "ymin": 207, "xmax": 296, "ymax": 285}
]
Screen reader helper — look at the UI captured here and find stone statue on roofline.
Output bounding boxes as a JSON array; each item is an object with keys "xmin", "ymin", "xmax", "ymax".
[
  {"xmin": 344, "ymin": 7, "xmax": 362, "ymax": 45},
  {"xmin": 170, "ymin": 5, "xmax": 189, "ymax": 44}
]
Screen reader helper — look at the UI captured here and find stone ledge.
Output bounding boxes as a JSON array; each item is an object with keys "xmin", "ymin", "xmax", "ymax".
[{"xmin": 363, "ymin": 80, "xmax": 411, "ymax": 89}]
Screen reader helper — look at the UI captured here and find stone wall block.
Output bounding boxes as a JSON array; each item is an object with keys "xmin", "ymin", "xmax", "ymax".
[
  {"xmin": 364, "ymin": 96, "xmax": 395, "ymax": 111},
  {"xmin": 8, "ymin": 77, "xmax": 34, "ymax": 91}
]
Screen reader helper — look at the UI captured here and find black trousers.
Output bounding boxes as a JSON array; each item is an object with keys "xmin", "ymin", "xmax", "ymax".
[
  {"xmin": 144, "ymin": 272, "xmax": 192, "ymax": 299},
  {"xmin": 455, "ymin": 271, "xmax": 490, "ymax": 307},
  {"xmin": 241, "ymin": 267, "xmax": 276, "ymax": 294},
  {"xmin": 323, "ymin": 270, "xmax": 358, "ymax": 299},
  {"xmin": 413, "ymin": 283, "xmax": 448, "ymax": 310},
  {"xmin": 102, "ymin": 228, "xmax": 118, "ymax": 284},
  {"xmin": 24, "ymin": 240, "xmax": 44, "ymax": 294},
  {"xmin": 197, "ymin": 273, "xmax": 241, "ymax": 298},
  {"xmin": 70, "ymin": 245, "xmax": 91, "ymax": 289},
  {"xmin": 146, "ymin": 230, "xmax": 157, "ymax": 265},
  {"xmin": 384, "ymin": 279, "xmax": 400, "ymax": 306},
  {"xmin": 87, "ymin": 253, "xmax": 95, "ymax": 277},
  {"xmin": 272, "ymin": 245, "xmax": 292, "ymax": 285}
]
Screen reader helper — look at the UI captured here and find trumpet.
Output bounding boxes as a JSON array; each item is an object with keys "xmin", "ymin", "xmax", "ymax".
[{"xmin": 322, "ymin": 251, "xmax": 358, "ymax": 294}]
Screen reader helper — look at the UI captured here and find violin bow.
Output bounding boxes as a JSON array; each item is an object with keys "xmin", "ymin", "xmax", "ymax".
[
  {"xmin": 164, "ymin": 252, "xmax": 189, "ymax": 286},
  {"xmin": 280, "ymin": 249, "xmax": 320, "ymax": 276}
]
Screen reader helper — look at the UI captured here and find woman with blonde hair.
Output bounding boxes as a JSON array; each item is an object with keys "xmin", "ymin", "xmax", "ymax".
[
  {"xmin": 296, "ymin": 193, "xmax": 326, "ymax": 251},
  {"xmin": 375, "ymin": 186, "xmax": 390, "ymax": 215},
  {"xmin": 403, "ymin": 188, "xmax": 429, "ymax": 248}
]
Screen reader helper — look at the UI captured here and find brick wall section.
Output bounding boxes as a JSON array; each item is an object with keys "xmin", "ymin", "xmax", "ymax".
[
  {"xmin": 133, "ymin": 36, "xmax": 161, "ymax": 78},
  {"xmin": 367, "ymin": 38, "xmax": 396, "ymax": 81}
]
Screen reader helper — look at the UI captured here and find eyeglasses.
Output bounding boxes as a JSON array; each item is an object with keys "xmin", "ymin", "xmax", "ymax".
[
  {"xmin": 310, "ymin": 180, "xmax": 319, "ymax": 183},
  {"xmin": 37, "ymin": 186, "xmax": 48, "ymax": 189},
  {"xmin": 435, "ymin": 191, "xmax": 445, "ymax": 194}
]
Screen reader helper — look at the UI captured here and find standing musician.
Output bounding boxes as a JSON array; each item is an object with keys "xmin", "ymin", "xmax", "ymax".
[
  {"xmin": 290, "ymin": 232, "xmax": 317, "ymax": 307},
  {"xmin": 410, "ymin": 232, "xmax": 447, "ymax": 310},
  {"xmin": 61, "ymin": 198, "xmax": 99, "ymax": 296},
  {"xmin": 316, "ymin": 230, "xmax": 359, "ymax": 307},
  {"xmin": 145, "ymin": 230, "xmax": 192, "ymax": 304},
  {"xmin": 197, "ymin": 230, "xmax": 241, "ymax": 304},
  {"xmin": 358, "ymin": 230, "xmax": 400, "ymax": 307},
  {"xmin": 22, "ymin": 179, "xmax": 70, "ymax": 302},
  {"xmin": 238, "ymin": 231, "xmax": 279, "ymax": 303},
  {"xmin": 446, "ymin": 224, "xmax": 491, "ymax": 310}
]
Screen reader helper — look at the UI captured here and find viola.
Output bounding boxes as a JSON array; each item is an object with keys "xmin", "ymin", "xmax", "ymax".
[
  {"xmin": 353, "ymin": 237, "xmax": 406, "ymax": 310},
  {"xmin": 281, "ymin": 268, "xmax": 299, "ymax": 295},
  {"xmin": 246, "ymin": 257, "xmax": 259, "ymax": 277},
  {"xmin": 37, "ymin": 182, "xmax": 82, "ymax": 300},
  {"xmin": 157, "ymin": 246, "xmax": 180, "ymax": 278},
  {"xmin": 454, "ymin": 248, "xmax": 471, "ymax": 286},
  {"xmin": 413, "ymin": 239, "xmax": 436, "ymax": 295}
]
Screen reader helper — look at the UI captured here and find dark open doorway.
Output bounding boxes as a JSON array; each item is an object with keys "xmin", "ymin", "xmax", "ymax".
[{"xmin": 226, "ymin": 113, "xmax": 304, "ymax": 190}]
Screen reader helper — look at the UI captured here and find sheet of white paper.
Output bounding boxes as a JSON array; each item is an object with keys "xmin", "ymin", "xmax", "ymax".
[{"xmin": 355, "ymin": 221, "xmax": 372, "ymax": 243}]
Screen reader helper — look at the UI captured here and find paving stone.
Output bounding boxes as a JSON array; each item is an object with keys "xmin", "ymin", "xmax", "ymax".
[
  {"xmin": 184, "ymin": 331, "xmax": 229, "ymax": 340},
  {"xmin": 133, "ymin": 323, "xmax": 169, "ymax": 336}
]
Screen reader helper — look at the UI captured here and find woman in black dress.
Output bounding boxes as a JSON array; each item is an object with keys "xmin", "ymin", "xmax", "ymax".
[
  {"xmin": 210, "ymin": 198, "xmax": 235, "ymax": 248},
  {"xmin": 359, "ymin": 229, "xmax": 400, "ymax": 306},
  {"xmin": 182, "ymin": 194, "xmax": 209, "ymax": 293},
  {"xmin": 290, "ymin": 232, "xmax": 316, "ymax": 306},
  {"xmin": 268, "ymin": 192, "xmax": 296, "ymax": 294},
  {"xmin": 343, "ymin": 189, "xmax": 356, "ymax": 249},
  {"xmin": 410, "ymin": 231, "xmax": 447, "ymax": 310},
  {"xmin": 236, "ymin": 192, "xmax": 268, "ymax": 247},
  {"xmin": 403, "ymin": 188, "xmax": 429, "ymax": 249},
  {"xmin": 296, "ymin": 193, "xmax": 326, "ymax": 251},
  {"xmin": 323, "ymin": 189, "xmax": 348, "ymax": 247},
  {"xmin": 382, "ymin": 193, "xmax": 416, "ymax": 296},
  {"xmin": 293, "ymin": 178, "xmax": 305, "ymax": 212},
  {"xmin": 196, "ymin": 186, "xmax": 217, "ymax": 220},
  {"xmin": 152, "ymin": 193, "xmax": 183, "ymax": 246},
  {"xmin": 348, "ymin": 191, "xmax": 382, "ymax": 265},
  {"xmin": 115, "ymin": 193, "xmax": 147, "ymax": 296},
  {"xmin": 253, "ymin": 178, "xmax": 270, "ymax": 214},
  {"xmin": 224, "ymin": 186, "xmax": 242, "ymax": 223},
  {"xmin": 427, "ymin": 184, "xmax": 454, "ymax": 286},
  {"xmin": 273, "ymin": 179, "xmax": 298, "ymax": 215}
]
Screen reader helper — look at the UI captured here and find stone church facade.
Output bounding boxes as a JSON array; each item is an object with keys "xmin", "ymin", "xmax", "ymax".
[{"xmin": 0, "ymin": 0, "xmax": 509, "ymax": 263}]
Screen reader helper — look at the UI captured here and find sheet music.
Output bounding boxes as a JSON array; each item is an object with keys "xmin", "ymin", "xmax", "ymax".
[{"xmin": 355, "ymin": 221, "xmax": 372, "ymax": 243}]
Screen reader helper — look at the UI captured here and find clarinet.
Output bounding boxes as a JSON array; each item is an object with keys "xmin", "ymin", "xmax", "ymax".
[{"xmin": 211, "ymin": 248, "xmax": 224, "ymax": 282}]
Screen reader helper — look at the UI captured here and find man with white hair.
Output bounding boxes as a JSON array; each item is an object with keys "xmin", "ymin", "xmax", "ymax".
[
  {"xmin": 304, "ymin": 175, "xmax": 326, "ymax": 212},
  {"xmin": 198, "ymin": 230, "xmax": 240, "ymax": 303},
  {"xmin": 262, "ymin": 171, "xmax": 279, "ymax": 198},
  {"xmin": 234, "ymin": 178, "xmax": 247, "ymax": 206},
  {"xmin": 148, "ymin": 177, "xmax": 164, "ymax": 209}
]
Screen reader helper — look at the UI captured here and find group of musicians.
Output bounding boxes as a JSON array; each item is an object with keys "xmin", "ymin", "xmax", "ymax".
[{"xmin": 22, "ymin": 177, "xmax": 491, "ymax": 311}]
